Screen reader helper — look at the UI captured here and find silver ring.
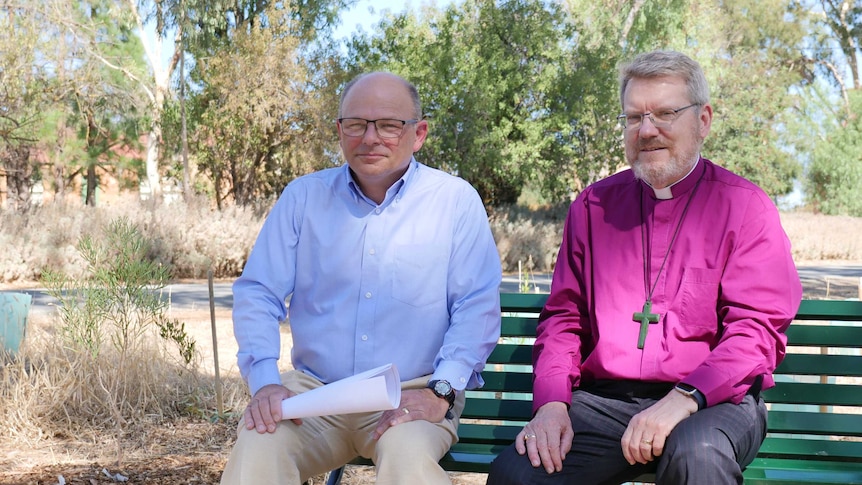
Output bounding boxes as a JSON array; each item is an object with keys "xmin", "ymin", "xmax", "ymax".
[{"xmin": 402, "ymin": 408, "xmax": 410, "ymax": 414}]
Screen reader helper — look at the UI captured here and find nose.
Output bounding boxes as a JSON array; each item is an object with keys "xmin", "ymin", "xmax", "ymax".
[
  {"xmin": 361, "ymin": 122, "xmax": 383, "ymax": 143},
  {"xmin": 637, "ymin": 115, "xmax": 660, "ymax": 137}
]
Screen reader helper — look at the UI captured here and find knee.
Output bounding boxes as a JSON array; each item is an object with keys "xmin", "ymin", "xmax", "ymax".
[
  {"xmin": 487, "ymin": 445, "xmax": 530, "ymax": 485},
  {"xmin": 659, "ymin": 433, "xmax": 738, "ymax": 482},
  {"xmin": 375, "ymin": 421, "xmax": 452, "ymax": 464}
]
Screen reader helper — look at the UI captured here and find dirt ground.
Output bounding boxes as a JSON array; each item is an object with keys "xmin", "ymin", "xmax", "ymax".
[
  {"xmin": 0, "ymin": 306, "xmax": 488, "ymax": 485},
  {"xmin": 1, "ymin": 270, "xmax": 859, "ymax": 485}
]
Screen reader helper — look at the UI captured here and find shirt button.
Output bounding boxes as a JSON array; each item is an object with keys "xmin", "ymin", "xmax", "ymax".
[
  {"xmin": 375, "ymin": 208, "xmax": 381, "ymax": 214},
  {"xmin": 361, "ymin": 335, "xmax": 368, "ymax": 341},
  {"xmin": 365, "ymin": 292, "xmax": 372, "ymax": 298},
  {"xmin": 460, "ymin": 377, "xmax": 466, "ymax": 384},
  {"xmin": 369, "ymin": 248, "xmax": 376, "ymax": 255}
]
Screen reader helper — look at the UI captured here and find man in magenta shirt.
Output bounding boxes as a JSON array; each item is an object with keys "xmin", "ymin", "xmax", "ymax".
[{"xmin": 487, "ymin": 50, "xmax": 802, "ymax": 485}]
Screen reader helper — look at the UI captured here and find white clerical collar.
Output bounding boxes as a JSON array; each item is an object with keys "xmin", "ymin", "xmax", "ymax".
[{"xmin": 645, "ymin": 158, "xmax": 699, "ymax": 200}]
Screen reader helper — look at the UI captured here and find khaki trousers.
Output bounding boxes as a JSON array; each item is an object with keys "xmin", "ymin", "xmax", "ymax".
[{"xmin": 220, "ymin": 371, "xmax": 464, "ymax": 485}]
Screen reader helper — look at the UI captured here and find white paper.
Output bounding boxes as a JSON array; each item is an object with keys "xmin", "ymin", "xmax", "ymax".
[{"xmin": 280, "ymin": 363, "xmax": 401, "ymax": 420}]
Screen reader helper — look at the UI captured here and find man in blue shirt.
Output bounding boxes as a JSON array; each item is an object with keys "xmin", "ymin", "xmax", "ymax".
[{"xmin": 220, "ymin": 72, "xmax": 502, "ymax": 485}]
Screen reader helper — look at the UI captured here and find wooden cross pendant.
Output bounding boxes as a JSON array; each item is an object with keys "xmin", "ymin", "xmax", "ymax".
[{"xmin": 632, "ymin": 300, "xmax": 660, "ymax": 349}]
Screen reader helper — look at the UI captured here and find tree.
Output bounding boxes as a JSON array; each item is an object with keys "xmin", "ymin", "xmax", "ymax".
[
  {"xmin": 347, "ymin": 0, "xmax": 584, "ymax": 206},
  {"xmin": 182, "ymin": 0, "xmax": 347, "ymax": 207},
  {"xmin": 689, "ymin": 0, "xmax": 809, "ymax": 197},
  {"xmin": 806, "ymin": 89, "xmax": 862, "ymax": 216},
  {"xmin": 0, "ymin": 1, "xmax": 50, "ymax": 212}
]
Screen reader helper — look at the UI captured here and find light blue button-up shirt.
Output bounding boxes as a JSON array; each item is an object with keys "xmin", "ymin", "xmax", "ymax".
[{"xmin": 233, "ymin": 160, "xmax": 502, "ymax": 396}]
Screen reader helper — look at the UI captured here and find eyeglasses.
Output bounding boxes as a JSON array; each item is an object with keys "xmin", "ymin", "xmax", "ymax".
[
  {"xmin": 338, "ymin": 118, "xmax": 420, "ymax": 139},
  {"xmin": 617, "ymin": 104, "xmax": 699, "ymax": 130}
]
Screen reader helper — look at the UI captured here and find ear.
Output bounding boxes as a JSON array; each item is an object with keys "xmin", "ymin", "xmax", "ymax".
[
  {"xmin": 412, "ymin": 119, "xmax": 429, "ymax": 153},
  {"xmin": 698, "ymin": 103, "xmax": 713, "ymax": 139}
]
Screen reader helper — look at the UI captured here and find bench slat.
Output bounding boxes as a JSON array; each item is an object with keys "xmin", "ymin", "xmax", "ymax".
[
  {"xmin": 785, "ymin": 324, "xmax": 862, "ymax": 347},
  {"xmin": 487, "ymin": 343, "xmax": 532, "ymax": 365},
  {"xmin": 758, "ymin": 436, "xmax": 862, "ymax": 461},
  {"xmin": 461, "ymin": 398, "xmax": 532, "ymax": 421},
  {"xmin": 778, "ymin": 353, "xmax": 862, "ymax": 377},
  {"xmin": 766, "ymin": 410, "xmax": 862, "ymax": 436},
  {"xmin": 500, "ymin": 316, "xmax": 540, "ymax": 337},
  {"xmin": 795, "ymin": 300, "xmax": 862, "ymax": 321},
  {"xmin": 743, "ymin": 457, "xmax": 862, "ymax": 484},
  {"xmin": 476, "ymin": 371, "xmax": 533, "ymax": 393},
  {"xmin": 763, "ymin": 381, "xmax": 862, "ymax": 406}
]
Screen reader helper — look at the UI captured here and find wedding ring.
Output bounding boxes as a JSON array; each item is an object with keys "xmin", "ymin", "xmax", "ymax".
[
  {"xmin": 641, "ymin": 439, "xmax": 653, "ymax": 446},
  {"xmin": 402, "ymin": 408, "xmax": 410, "ymax": 414},
  {"xmin": 524, "ymin": 434, "xmax": 537, "ymax": 440}
]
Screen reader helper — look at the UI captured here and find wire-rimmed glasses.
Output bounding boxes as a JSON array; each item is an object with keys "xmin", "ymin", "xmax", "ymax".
[{"xmin": 617, "ymin": 104, "xmax": 699, "ymax": 130}]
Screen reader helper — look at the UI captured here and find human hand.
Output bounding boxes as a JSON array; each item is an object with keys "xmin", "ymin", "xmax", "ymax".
[
  {"xmin": 515, "ymin": 401, "xmax": 573, "ymax": 474},
  {"xmin": 373, "ymin": 388, "xmax": 449, "ymax": 440},
  {"xmin": 620, "ymin": 390, "xmax": 697, "ymax": 464},
  {"xmin": 244, "ymin": 384, "xmax": 296, "ymax": 434}
]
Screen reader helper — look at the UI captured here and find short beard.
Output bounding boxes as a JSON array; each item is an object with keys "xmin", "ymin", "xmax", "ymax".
[
  {"xmin": 631, "ymin": 155, "xmax": 693, "ymax": 188},
  {"xmin": 630, "ymin": 136, "xmax": 703, "ymax": 188}
]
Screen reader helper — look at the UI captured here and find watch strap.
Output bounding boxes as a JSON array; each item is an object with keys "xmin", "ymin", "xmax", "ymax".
[
  {"xmin": 428, "ymin": 380, "xmax": 456, "ymax": 419},
  {"xmin": 674, "ymin": 384, "xmax": 706, "ymax": 411}
]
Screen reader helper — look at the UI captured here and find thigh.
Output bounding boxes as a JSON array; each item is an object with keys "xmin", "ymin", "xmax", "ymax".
[
  {"xmin": 488, "ymin": 390, "xmax": 654, "ymax": 485},
  {"xmin": 276, "ymin": 371, "xmax": 363, "ymax": 478},
  {"xmin": 659, "ymin": 393, "xmax": 767, "ymax": 481}
]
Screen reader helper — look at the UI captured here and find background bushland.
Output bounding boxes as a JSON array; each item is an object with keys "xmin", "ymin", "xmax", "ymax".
[{"xmin": 2, "ymin": 197, "xmax": 860, "ymax": 286}]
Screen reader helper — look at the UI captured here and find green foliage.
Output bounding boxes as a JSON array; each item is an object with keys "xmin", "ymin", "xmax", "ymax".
[
  {"xmin": 694, "ymin": 0, "xmax": 807, "ymax": 197},
  {"xmin": 347, "ymin": 0, "xmax": 585, "ymax": 206},
  {"xmin": 187, "ymin": 2, "xmax": 342, "ymax": 206},
  {"xmin": 43, "ymin": 217, "xmax": 196, "ymax": 365},
  {"xmin": 806, "ymin": 90, "xmax": 862, "ymax": 216}
]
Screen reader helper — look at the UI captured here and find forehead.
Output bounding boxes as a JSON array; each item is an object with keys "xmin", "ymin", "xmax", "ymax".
[
  {"xmin": 341, "ymin": 75, "xmax": 413, "ymax": 118},
  {"xmin": 623, "ymin": 75, "xmax": 688, "ymax": 107}
]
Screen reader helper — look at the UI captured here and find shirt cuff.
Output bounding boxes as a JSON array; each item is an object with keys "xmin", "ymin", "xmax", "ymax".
[{"xmin": 247, "ymin": 359, "xmax": 282, "ymax": 396}]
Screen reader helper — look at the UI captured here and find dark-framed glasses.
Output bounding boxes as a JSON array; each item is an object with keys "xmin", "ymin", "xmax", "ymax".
[
  {"xmin": 617, "ymin": 103, "xmax": 699, "ymax": 130},
  {"xmin": 338, "ymin": 118, "xmax": 420, "ymax": 139}
]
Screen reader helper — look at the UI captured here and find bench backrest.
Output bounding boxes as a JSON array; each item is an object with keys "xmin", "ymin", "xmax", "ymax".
[{"xmin": 461, "ymin": 294, "xmax": 862, "ymax": 462}]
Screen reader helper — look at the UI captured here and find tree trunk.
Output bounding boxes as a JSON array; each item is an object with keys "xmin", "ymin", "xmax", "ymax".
[
  {"xmin": 2, "ymin": 145, "xmax": 33, "ymax": 213},
  {"xmin": 85, "ymin": 164, "xmax": 98, "ymax": 206}
]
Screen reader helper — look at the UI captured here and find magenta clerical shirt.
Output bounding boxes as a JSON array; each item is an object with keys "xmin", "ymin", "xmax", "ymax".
[{"xmin": 533, "ymin": 157, "xmax": 802, "ymax": 413}]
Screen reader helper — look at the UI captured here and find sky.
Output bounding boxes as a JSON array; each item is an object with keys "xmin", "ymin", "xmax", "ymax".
[{"xmin": 334, "ymin": 0, "xmax": 416, "ymax": 39}]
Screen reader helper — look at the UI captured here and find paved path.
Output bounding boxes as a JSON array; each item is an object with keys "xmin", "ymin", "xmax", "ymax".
[{"xmin": 5, "ymin": 263, "xmax": 861, "ymax": 315}]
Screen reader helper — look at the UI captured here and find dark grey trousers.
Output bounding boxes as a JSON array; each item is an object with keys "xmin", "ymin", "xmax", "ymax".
[{"xmin": 486, "ymin": 381, "xmax": 767, "ymax": 485}]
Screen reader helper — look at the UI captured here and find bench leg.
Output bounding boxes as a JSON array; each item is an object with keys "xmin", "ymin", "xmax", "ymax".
[{"xmin": 324, "ymin": 466, "xmax": 345, "ymax": 485}]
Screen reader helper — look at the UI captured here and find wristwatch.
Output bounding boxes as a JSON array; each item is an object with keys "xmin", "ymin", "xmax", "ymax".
[
  {"xmin": 674, "ymin": 383, "xmax": 706, "ymax": 410},
  {"xmin": 428, "ymin": 380, "xmax": 456, "ymax": 419}
]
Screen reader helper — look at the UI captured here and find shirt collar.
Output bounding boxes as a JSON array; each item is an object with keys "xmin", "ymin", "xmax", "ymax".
[
  {"xmin": 642, "ymin": 156, "xmax": 703, "ymax": 200},
  {"xmin": 345, "ymin": 158, "xmax": 418, "ymax": 206}
]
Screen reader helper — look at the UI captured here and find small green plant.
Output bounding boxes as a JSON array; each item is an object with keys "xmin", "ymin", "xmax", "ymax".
[
  {"xmin": 518, "ymin": 255, "xmax": 541, "ymax": 293},
  {"xmin": 43, "ymin": 217, "xmax": 196, "ymax": 365}
]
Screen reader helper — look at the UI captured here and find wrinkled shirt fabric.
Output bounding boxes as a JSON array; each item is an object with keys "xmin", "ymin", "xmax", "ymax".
[
  {"xmin": 534, "ymin": 157, "xmax": 802, "ymax": 413},
  {"xmin": 234, "ymin": 159, "xmax": 502, "ymax": 396}
]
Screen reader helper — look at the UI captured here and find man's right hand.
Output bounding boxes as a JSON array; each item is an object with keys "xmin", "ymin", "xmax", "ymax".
[
  {"xmin": 244, "ymin": 384, "xmax": 296, "ymax": 433},
  {"xmin": 515, "ymin": 401, "xmax": 573, "ymax": 474}
]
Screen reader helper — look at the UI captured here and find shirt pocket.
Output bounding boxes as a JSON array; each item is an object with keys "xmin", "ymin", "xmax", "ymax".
[
  {"xmin": 391, "ymin": 244, "xmax": 448, "ymax": 307},
  {"xmin": 676, "ymin": 267, "xmax": 722, "ymax": 339}
]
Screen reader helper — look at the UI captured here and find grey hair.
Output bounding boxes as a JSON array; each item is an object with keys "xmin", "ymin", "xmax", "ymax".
[
  {"xmin": 619, "ymin": 50, "xmax": 710, "ymax": 108},
  {"xmin": 338, "ymin": 72, "xmax": 423, "ymax": 119}
]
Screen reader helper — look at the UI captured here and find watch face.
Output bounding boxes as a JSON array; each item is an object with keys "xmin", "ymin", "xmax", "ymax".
[{"xmin": 434, "ymin": 380, "xmax": 453, "ymax": 396}]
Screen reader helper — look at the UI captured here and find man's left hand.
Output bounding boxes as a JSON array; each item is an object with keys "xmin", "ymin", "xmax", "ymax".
[
  {"xmin": 621, "ymin": 389, "xmax": 698, "ymax": 464},
  {"xmin": 373, "ymin": 388, "xmax": 449, "ymax": 439}
]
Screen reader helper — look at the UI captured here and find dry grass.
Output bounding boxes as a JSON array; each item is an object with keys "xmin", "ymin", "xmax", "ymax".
[
  {"xmin": 2, "ymin": 197, "xmax": 861, "ymax": 283},
  {"xmin": 0, "ymin": 198, "xmax": 860, "ymax": 484}
]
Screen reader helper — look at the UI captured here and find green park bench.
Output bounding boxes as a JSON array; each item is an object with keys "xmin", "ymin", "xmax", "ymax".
[{"xmin": 326, "ymin": 293, "xmax": 862, "ymax": 484}]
